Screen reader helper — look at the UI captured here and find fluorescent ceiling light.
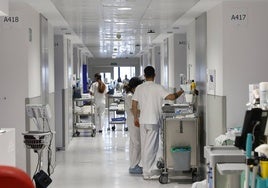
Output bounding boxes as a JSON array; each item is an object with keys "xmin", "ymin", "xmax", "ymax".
[
  {"xmin": 116, "ymin": 22, "xmax": 127, "ymax": 25},
  {"xmin": 117, "ymin": 7, "xmax": 132, "ymax": 11}
]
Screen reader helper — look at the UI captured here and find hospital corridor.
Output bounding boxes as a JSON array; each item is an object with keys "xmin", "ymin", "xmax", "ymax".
[{"xmin": 1, "ymin": 0, "xmax": 268, "ymax": 188}]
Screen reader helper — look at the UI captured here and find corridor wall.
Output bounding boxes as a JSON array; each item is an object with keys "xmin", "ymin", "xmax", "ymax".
[
  {"xmin": 0, "ymin": 2, "xmax": 55, "ymax": 176},
  {"xmin": 207, "ymin": 1, "xmax": 268, "ymax": 130}
]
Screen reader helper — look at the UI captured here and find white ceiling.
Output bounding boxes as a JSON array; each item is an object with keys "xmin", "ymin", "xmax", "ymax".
[
  {"xmin": 50, "ymin": 0, "xmax": 200, "ymax": 58},
  {"xmin": 10, "ymin": 0, "xmax": 258, "ymax": 59}
]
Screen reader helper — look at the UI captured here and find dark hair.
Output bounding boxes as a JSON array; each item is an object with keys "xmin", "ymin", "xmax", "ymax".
[
  {"xmin": 94, "ymin": 73, "xmax": 101, "ymax": 80},
  {"xmin": 94, "ymin": 73, "xmax": 106, "ymax": 93},
  {"xmin": 144, "ymin": 66, "xmax": 155, "ymax": 78},
  {"xmin": 125, "ymin": 77, "xmax": 143, "ymax": 93}
]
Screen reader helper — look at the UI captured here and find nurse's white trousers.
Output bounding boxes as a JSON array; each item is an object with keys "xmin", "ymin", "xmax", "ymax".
[
  {"xmin": 94, "ymin": 103, "xmax": 105, "ymax": 131},
  {"xmin": 140, "ymin": 124, "xmax": 160, "ymax": 176},
  {"xmin": 128, "ymin": 123, "xmax": 141, "ymax": 168}
]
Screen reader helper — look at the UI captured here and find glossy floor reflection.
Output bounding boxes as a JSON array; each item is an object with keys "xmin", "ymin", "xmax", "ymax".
[{"xmin": 50, "ymin": 127, "xmax": 193, "ymax": 188}]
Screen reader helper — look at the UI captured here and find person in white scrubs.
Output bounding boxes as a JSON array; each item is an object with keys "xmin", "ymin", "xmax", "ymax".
[
  {"xmin": 90, "ymin": 73, "xmax": 107, "ymax": 133},
  {"xmin": 125, "ymin": 77, "xmax": 144, "ymax": 174},
  {"xmin": 132, "ymin": 66, "xmax": 184, "ymax": 180}
]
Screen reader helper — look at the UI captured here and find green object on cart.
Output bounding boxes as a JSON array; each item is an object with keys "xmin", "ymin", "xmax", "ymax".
[
  {"xmin": 170, "ymin": 146, "xmax": 191, "ymax": 171},
  {"xmin": 170, "ymin": 146, "xmax": 191, "ymax": 152}
]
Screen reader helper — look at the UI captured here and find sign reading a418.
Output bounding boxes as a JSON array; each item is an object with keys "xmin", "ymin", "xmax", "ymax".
[{"xmin": 3, "ymin": 16, "xmax": 19, "ymax": 23}]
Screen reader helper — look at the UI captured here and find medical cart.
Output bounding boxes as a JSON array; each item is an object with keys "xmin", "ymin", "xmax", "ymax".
[
  {"xmin": 73, "ymin": 97, "xmax": 96, "ymax": 137},
  {"xmin": 158, "ymin": 112, "xmax": 200, "ymax": 184},
  {"xmin": 107, "ymin": 94, "xmax": 127, "ymax": 131}
]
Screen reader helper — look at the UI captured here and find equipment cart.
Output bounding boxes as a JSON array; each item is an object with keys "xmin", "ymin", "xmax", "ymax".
[
  {"xmin": 107, "ymin": 94, "xmax": 127, "ymax": 131},
  {"xmin": 73, "ymin": 97, "xmax": 96, "ymax": 137},
  {"xmin": 158, "ymin": 113, "xmax": 200, "ymax": 184}
]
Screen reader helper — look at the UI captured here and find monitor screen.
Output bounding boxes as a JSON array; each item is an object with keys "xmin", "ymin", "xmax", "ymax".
[{"xmin": 235, "ymin": 108, "xmax": 268, "ymax": 151}]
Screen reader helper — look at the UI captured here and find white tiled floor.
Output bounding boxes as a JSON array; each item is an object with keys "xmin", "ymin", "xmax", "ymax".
[{"xmin": 50, "ymin": 127, "xmax": 193, "ymax": 188}]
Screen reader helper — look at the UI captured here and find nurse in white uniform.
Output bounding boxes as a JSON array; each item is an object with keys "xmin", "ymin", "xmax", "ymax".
[
  {"xmin": 132, "ymin": 66, "xmax": 184, "ymax": 180},
  {"xmin": 125, "ymin": 77, "xmax": 144, "ymax": 174},
  {"xmin": 89, "ymin": 73, "xmax": 107, "ymax": 133}
]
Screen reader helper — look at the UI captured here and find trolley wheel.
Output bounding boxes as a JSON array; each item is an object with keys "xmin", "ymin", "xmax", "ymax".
[
  {"xmin": 159, "ymin": 174, "xmax": 168, "ymax": 184},
  {"xmin": 124, "ymin": 127, "xmax": 128, "ymax": 131},
  {"xmin": 156, "ymin": 159, "xmax": 164, "ymax": 169},
  {"xmin": 74, "ymin": 131, "xmax": 80, "ymax": 137},
  {"xmin": 112, "ymin": 126, "xmax": 115, "ymax": 131},
  {"xmin": 191, "ymin": 168, "xmax": 198, "ymax": 182},
  {"xmin": 91, "ymin": 129, "xmax": 96, "ymax": 137}
]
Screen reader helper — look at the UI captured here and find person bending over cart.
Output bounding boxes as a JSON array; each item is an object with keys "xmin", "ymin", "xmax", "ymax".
[{"xmin": 132, "ymin": 66, "xmax": 184, "ymax": 180}]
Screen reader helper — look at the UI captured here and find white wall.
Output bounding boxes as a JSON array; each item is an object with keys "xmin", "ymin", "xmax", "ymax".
[
  {"xmin": 48, "ymin": 23, "xmax": 55, "ymax": 94},
  {"xmin": 153, "ymin": 46, "xmax": 161, "ymax": 84},
  {"xmin": 186, "ymin": 21, "xmax": 196, "ymax": 81},
  {"xmin": 168, "ymin": 35, "xmax": 175, "ymax": 88},
  {"xmin": 150, "ymin": 34, "xmax": 187, "ymax": 90},
  {"xmin": 223, "ymin": 1, "xmax": 268, "ymax": 127},
  {"xmin": 54, "ymin": 35, "xmax": 66, "ymax": 149},
  {"xmin": 160, "ymin": 42, "xmax": 166, "ymax": 86},
  {"xmin": 54, "ymin": 35, "xmax": 74, "ymax": 149},
  {"xmin": 0, "ymin": 2, "xmax": 41, "ymax": 170},
  {"xmin": 207, "ymin": 1, "xmax": 268, "ymax": 128},
  {"xmin": 0, "ymin": 0, "xmax": 9, "ymax": 15},
  {"xmin": 207, "ymin": 3, "xmax": 224, "ymax": 96},
  {"xmin": 166, "ymin": 34, "xmax": 187, "ymax": 89},
  {"xmin": 173, "ymin": 34, "xmax": 187, "ymax": 88}
]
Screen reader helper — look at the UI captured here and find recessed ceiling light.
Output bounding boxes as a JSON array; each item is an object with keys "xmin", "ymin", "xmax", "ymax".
[
  {"xmin": 117, "ymin": 7, "xmax": 132, "ymax": 11},
  {"xmin": 116, "ymin": 22, "xmax": 127, "ymax": 25}
]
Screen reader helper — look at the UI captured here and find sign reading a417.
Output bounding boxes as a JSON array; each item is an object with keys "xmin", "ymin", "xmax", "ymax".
[{"xmin": 231, "ymin": 14, "xmax": 246, "ymax": 21}]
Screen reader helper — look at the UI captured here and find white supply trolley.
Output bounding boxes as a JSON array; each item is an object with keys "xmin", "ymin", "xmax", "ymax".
[
  {"xmin": 107, "ymin": 94, "xmax": 127, "ymax": 131},
  {"xmin": 158, "ymin": 112, "xmax": 201, "ymax": 184},
  {"xmin": 73, "ymin": 97, "xmax": 96, "ymax": 137}
]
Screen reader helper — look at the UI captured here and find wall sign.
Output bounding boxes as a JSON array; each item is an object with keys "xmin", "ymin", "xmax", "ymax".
[
  {"xmin": 3, "ymin": 16, "xmax": 19, "ymax": 23},
  {"xmin": 229, "ymin": 8, "xmax": 248, "ymax": 26},
  {"xmin": 2, "ymin": 16, "xmax": 22, "ymax": 28},
  {"xmin": 207, "ymin": 69, "xmax": 216, "ymax": 95}
]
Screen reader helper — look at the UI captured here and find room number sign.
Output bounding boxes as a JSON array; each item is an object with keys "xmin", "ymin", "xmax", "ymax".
[
  {"xmin": 3, "ymin": 16, "xmax": 19, "ymax": 23},
  {"xmin": 229, "ymin": 8, "xmax": 248, "ymax": 26},
  {"xmin": 231, "ymin": 14, "xmax": 246, "ymax": 21}
]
